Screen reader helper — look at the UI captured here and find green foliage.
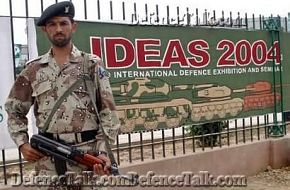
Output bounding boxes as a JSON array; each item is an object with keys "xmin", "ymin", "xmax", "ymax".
[{"xmin": 186, "ymin": 121, "xmax": 228, "ymax": 147}]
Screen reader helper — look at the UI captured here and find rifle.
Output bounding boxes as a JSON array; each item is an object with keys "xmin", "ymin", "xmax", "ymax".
[{"xmin": 30, "ymin": 134, "xmax": 120, "ymax": 175}]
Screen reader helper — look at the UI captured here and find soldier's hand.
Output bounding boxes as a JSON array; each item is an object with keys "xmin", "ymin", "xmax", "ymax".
[
  {"xmin": 19, "ymin": 143, "xmax": 45, "ymax": 162},
  {"xmin": 93, "ymin": 154, "xmax": 111, "ymax": 175}
]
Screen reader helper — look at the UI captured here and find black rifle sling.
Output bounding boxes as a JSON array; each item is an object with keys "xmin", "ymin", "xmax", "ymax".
[{"xmin": 82, "ymin": 53, "xmax": 119, "ymax": 174}]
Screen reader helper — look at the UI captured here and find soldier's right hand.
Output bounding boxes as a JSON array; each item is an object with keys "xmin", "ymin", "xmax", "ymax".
[{"xmin": 19, "ymin": 143, "xmax": 45, "ymax": 162}]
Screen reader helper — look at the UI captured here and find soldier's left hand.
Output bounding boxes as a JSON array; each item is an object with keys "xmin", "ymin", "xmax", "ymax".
[{"xmin": 93, "ymin": 154, "xmax": 111, "ymax": 175}]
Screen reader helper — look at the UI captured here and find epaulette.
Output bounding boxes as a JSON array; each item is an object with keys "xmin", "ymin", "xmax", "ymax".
[
  {"xmin": 82, "ymin": 52, "xmax": 102, "ymax": 65},
  {"xmin": 25, "ymin": 56, "xmax": 43, "ymax": 66},
  {"xmin": 88, "ymin": 53, "xmax": 102, "ymax": 63}
]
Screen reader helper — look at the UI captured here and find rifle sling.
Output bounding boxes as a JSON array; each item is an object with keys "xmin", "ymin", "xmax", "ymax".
[
  {"xmin": 40, "ymin": 75, "xmax": 92, "ymax": 176},
  {"xmin": 40, "ymin": 52, "xmax": 118, "ymax": 175},
  {"xmin": 82, "ymin": 53, "xmax": 119, "ymax": 173},
  {"xmin": 84, "ymin": 78, "xmax": 119, "ymax": 174},
  {"xmin": 40, "ymin": 74, "xmax": 90, "ymax": 176},
  {"xmin": 41, "ymin": 77, "xmax": 87, "ymax": 133}
]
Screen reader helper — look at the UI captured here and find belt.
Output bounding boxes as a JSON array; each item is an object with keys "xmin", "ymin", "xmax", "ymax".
[{"xmin": 39, "ymin": 129, "xmax": 99, "ymax": 145}]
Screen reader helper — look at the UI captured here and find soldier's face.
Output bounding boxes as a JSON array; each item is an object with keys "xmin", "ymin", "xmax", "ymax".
[{"xmin": 42, "ymin": 17, "xmax": 77, "ymax": 47}]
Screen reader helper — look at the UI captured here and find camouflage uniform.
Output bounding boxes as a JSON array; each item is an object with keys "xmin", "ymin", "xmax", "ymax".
[{"xmin": 5, "ymin": 46, "xmax": 120, "ymax": 189}]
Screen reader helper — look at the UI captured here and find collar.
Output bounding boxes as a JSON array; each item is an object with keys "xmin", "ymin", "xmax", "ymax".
[{"xmin": 38, "ymin": 45, "xmax": 83, "ymax": 64}]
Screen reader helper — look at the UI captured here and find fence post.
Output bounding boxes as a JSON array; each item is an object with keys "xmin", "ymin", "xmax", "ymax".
[{"xmin": 263, "ymin": 17, "xmax": 285, "ymax": 137}]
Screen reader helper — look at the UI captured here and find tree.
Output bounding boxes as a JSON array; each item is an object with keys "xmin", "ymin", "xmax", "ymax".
[{"xmin": 186, "ymin": 121, "xmax": 227, "ymax": 147}]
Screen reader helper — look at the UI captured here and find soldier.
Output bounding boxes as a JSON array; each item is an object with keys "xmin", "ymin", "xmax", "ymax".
[{"xmin": 5, "ymin": 1, "xmax": 120, "ymax": 189}]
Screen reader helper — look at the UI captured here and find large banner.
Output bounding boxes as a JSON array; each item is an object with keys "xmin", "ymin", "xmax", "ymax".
[
  {"xmin": 0, "ymin": 17, "xmax": 17, "ymax": 149},
  {"xmin": 36, "ymin": 21, "xmax": 290, "ymax": 132}
]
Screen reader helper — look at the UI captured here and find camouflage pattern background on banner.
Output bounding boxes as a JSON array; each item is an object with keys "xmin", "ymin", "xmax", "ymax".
[{"xmin": 36, "ymin": 21, "xmax": 290, "ymax": 132}]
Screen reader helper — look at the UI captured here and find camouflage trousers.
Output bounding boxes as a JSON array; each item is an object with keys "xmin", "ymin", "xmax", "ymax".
[{"xmin": 34, "ymin": 139, "xmax": 107, "ymax": 190}]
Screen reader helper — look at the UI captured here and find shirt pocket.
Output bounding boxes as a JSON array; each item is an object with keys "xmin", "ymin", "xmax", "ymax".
[{"xmin": 32, "ymin": 80, "xmax": 54, "ymax": 111}]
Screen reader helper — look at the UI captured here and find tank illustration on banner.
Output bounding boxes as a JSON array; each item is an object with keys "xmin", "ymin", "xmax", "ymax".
[
  {"xmin": 190, "ymin": 85, "xmax": 243, "ymax": 122},
  {"xmin": 111, "ymin": 78, "xmax": 281, "ymax": 133},
  {"xmin": 112, "ymin": 78, "xmax": 194, "ymax": 132},
  {"xmin": 243, "ymin": 81, "xmax": 281, "ymax": 111}
]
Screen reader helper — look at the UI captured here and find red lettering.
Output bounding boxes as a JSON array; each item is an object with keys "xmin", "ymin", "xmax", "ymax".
[
  {"xmin": 217, "ymin": 40, "xmax": 235, "ymax": 66},
  {"xmin": 90, "ymin": 37, "xmax": 102, "ymax": 58},
  {"xmin": 162, "ymin": 40, "xmax": 188, "ymax": 68},
  {"xmin": 136, "ymin": 39, "xmax": 161, "ymax": 68},
  {"xmin": 267, "ymin": 41, "xmax": 281, "ymax": 64},
  {"xmin": 236, "ymin": 40, "xmax": 251, "ymax": 66},
  {"xmin": 187, "ymin": 40, "xmax": 210, "ymax": 68},
  {"xmin": 252, "ymin": 40, "xmax": 267, "ymax": 65},
  {"xmin": 105, "ymin": 37, "xmax": 135, "ymax": 69}
]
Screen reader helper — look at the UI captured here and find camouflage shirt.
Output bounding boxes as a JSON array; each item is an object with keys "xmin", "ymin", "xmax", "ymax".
[{"xmin": 5, "ymin": 46, "xmax": 120, "ymax": 151}]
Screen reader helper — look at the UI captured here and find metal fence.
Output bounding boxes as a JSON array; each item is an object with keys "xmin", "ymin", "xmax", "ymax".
[
  {"xmin": 113, "ymin": 114, "xmax": 287, "ymax": 164},
  {"xmin": 0, "ymin": 0, "xmax": 289, "ymax": 186},
  {"xmin": 1, "ymin": 114, "xmax": 288, "ymax": 185}
]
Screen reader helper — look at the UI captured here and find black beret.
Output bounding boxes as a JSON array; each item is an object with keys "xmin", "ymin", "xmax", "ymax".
[{"xmin": 36, "ymin": 1, "xmax": 75, "ymax": 26}]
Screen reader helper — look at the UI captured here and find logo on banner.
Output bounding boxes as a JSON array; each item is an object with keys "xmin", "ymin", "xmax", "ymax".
[{"xmin": 0, "ymin": 106, "xmax": 3, "ymax": 123}]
